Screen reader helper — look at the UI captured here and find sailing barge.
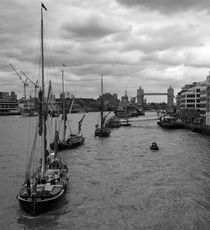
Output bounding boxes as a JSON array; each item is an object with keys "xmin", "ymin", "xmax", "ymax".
[
  {"xmin": 50, "ymin": 67, "xmax": 85, "ymax": 151},
  {"xmin": 17, "ymin": 3, "xmax": 69, "ymax": 216},
  {"xmin": 95, "ymin": 75, "xmax": 111, "ymax": 137}
]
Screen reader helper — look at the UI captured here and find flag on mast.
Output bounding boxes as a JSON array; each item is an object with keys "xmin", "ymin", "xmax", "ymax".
[{"xmin": 41, "ymin": 3, "xmax": 47, "ymax": 11}]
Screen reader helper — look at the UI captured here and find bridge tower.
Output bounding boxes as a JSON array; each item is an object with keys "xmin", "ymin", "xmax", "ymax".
[
  {"xmin": 167, "ymin": 86, "xmax": 174, "ymax": 112},
  {"xmin": 137, "ymin": 85, "xmax": 174, "ymax": 111},
  {"xmin": 137, "ymin": 86, "xmax": 144, "ymax": 107}
]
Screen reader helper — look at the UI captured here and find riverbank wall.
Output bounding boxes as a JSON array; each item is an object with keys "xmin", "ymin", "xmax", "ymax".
[{"xmin": 184, "ymin": 123, "xmax": 210, "ymax": 135}]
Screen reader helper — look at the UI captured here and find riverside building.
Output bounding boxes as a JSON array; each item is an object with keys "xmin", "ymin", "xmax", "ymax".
[
  {"xmin": 0, "ymin": 91, "xmax": 19, "ymax": 115},
  {"xmin": 176, "ymin": 72, "xmax": 210, "ymax": 126}
]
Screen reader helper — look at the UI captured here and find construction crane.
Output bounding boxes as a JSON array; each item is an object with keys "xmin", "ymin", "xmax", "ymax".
[
  {"xmin": 21, "ymin": 71, "xmax": 39, "ymax": 98},
  {"xmin": 9, "ymin": 64, "xmax": 28, "ymax": 100}
]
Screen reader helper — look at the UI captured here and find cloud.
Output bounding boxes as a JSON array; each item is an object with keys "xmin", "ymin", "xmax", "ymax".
[
  {"xmin": 61, "ymin": 11, "xmax": 129, "ymax": 40},
  {"xmin": 140, "ymin": 45, "xmax": 210, "ymax": 69},
  {"xmin": 0, "ymin": 0, "xmax": 210, "ymax": 101},
  {"xmin": 116, "ymin": 0, "xmax": 210, "ymax": 14}
]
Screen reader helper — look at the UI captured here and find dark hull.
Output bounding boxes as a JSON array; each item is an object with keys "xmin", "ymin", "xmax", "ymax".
[
  {"xmin": 160, "ymin": 122, "xmax": 185, "ymax": 129},
  {"xmin": 106, "ymin": 116, "xmax": 121, "ymax": 128},
  {"xmin": 150, "ymin": 147, "xmax": 159, "ymax": 150},
  {"xmin": 18, "ymin": 187, "xmax": 66, "ymax": 216},
  {"xmin": 106, "ymin": 122, "xmax": 121, "ymax": 128},
  {"xmin": 120, "ymin": 123, "xmax": 131, "ymax": 127},
  {"xmin": 50, "ymin": 136, "xmax": 85, "ymax": 151},
  {"xmin": 95, "ymin": 128, "xmax": 111, "ymax": 137}
]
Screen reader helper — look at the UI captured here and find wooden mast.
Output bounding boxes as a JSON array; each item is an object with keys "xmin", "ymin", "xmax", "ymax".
[
  {"xmin": 100, "ymin": 74, "xmax": 104, "ymax": 130},
  {"xmin": 62, "ymin": 65, "xmax": 66, "ymax": 141},
  {"xmin": 41, "ymin": 4, "xmax": 46, "ymax": 177}
]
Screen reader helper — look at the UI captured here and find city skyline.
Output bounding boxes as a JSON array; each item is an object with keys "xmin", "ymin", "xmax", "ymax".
[{"xmin": 1, "ymin": 0, "xmax": 210, "ymax": 102}]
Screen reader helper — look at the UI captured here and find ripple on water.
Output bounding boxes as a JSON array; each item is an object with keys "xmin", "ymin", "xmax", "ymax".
[{"xmin": 1, "ymin": 113, "xmax": 210, "ymax": 229}]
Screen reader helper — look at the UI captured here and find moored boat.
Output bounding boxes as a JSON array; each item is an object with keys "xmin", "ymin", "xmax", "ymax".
[
  {"xmin": 18, "ymin": 153, "xmax": 69, "ymax": 216},
  {"xmin": 159, "ymin": 116, "xmax": 185, "ymax": 129},
  {"xmin": 95, "ymin": 75, "xmax": 111, "ymax": 137},
  {"xmin": 50, "ymin": 133, "xmax": 85, "ymax": 150},
  {"xmin": 50, "ymin": 67, "xmax": 85, "ymax": 151},
  {"xmin": 95, "ymin": 126, "xmax": 111, "ymax": 137},
  {"xmin": 106, "ymin": 115, "xmax": 121, "ymax": 128},
  {"xmin": 150, "ymin": 142, "xmax": 159, "ymax": 150},
  {"xmin": 17, "ymin": 3, "xmax": 69, "ymax": 216}
]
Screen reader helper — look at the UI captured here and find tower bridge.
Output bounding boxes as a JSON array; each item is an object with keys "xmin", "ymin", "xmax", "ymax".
[{"xmin": 137, "ymin": 86, "xmax": 174, "ymax": 112}]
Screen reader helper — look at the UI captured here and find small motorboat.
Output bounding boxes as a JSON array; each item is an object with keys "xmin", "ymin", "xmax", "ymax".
[{"xmin": 150, "ymin": 142, "xmax": 159, "ymax": 150}]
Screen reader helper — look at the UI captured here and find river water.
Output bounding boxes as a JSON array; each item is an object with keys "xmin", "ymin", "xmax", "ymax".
[{"xmin": 0, "ymin": 112, "xmax": 210, "ymax": 230}]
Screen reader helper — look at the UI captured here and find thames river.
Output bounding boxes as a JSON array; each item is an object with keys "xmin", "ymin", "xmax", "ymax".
[{"xmin": 0, "ymin": 112, "xmax": 210, "ymax": 230}]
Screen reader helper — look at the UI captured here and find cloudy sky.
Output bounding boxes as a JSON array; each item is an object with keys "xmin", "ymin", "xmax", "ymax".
[{"xmin": 1, "ymin": 0, "xmax": 210, "ymax": 102}]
